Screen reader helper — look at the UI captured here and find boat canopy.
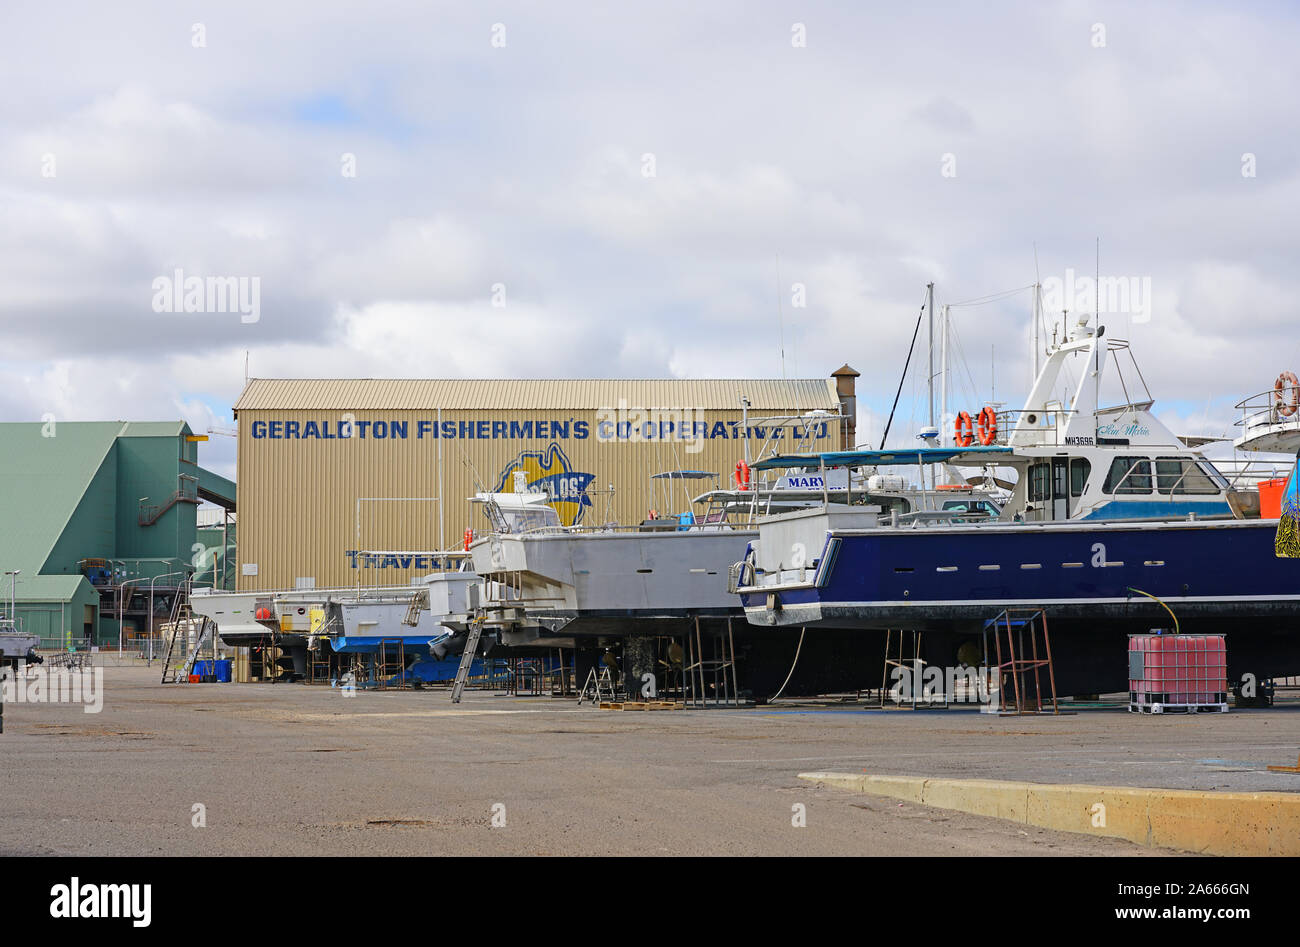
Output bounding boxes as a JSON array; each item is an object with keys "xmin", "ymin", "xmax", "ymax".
[{"xmin": 751, "ymin": 446, "xmax": 1014, "ymax": 470}]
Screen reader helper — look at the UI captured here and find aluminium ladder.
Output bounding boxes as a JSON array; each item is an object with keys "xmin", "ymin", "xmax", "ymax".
[{"xmin": 450, "ymin": 620, "xmax": 484, "ymax": 703}]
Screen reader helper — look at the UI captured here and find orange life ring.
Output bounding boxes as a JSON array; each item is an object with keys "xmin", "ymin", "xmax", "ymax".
[
  {"xmin": 734, "ymin": 460, "xmax": 751, "ymax": 490},
  {"xmin": 977, "ymin": 406, "xmax": 998, "ymax": 445},
  {"xmin": 463, "ymin": 528, "xmax": 473, "ymax": 551},
  {"xmin": 1276, "ymin": 372, "xmax": 1299, "ymax": 418},
  {"xmin": 647, "ymin": 509, "xmax": 659, "ymax": 520},
  {"xmin": 954, "ymin": 411, "xmax": 974, "ymax": 447}
]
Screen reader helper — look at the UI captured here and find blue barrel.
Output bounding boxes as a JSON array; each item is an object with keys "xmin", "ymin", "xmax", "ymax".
[
  {"xmin": 214, "ymin": 660, "xmax": 232, "ymax": 683},
  {"xmin": 193, "ymin": 660, "xmax": 214, "ymax": 677}
]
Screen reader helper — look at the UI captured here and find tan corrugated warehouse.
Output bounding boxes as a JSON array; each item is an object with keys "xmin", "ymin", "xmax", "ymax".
[{"xmin": 232, "ymin": 372, "xmax": 857, "ymax": 591}]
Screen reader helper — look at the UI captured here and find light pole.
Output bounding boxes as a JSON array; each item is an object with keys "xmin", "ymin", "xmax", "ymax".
[
  {"xmin": 118, "ymin": 575, "xmax": 152, "ymax": 654},
  {"xmin": 3, "ymin": 570, "xmax": 19, "ymax": 627}
]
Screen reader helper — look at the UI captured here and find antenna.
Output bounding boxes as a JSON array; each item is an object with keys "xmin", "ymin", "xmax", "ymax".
[
  {"xmin": 776, "ymin": 255, "xmax": 786, "ymax": 379},
  {"xmin": 1095, "ymin": 237, "xmax": 1100, "ymax": 325},
  {"xmin": 1032, "ymin": 243, "xmax": 1042, "ymax": 381},
  {"xmin": 243, "ymin": 350, "xmax": 249, "ymax": 386}
]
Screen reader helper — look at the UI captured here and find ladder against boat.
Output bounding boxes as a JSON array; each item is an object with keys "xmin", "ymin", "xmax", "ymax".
[{"xmin": 450, "ymin": 620, "xmax": 484, "ymax": 703}]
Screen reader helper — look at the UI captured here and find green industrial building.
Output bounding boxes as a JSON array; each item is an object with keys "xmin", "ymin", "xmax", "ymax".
[{"xmin": 0, "ymin": 421, "xmax": 236, "ymax": 649}]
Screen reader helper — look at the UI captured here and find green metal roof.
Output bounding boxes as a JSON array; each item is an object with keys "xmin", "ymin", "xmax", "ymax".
[
  {"xmin": 0, "ymin": 422, "xmax": 124, "ymax": 574},
  {"xmin": 0, "ymin": 420, "xmax": 198, "ymax": 580},
  {"xmin": 9, "ymin": 575, "xmax": 91, "ymax": 603}
]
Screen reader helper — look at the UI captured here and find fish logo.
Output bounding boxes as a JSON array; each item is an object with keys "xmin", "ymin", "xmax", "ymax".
[{"xmin": 495, "ymin": 443, "xmax": 595, "ymax": 526}]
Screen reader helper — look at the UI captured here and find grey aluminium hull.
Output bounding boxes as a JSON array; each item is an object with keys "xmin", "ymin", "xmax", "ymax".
[{"xmin": 469, "ymin": 528, "xmax": 755, "ymax": 640}]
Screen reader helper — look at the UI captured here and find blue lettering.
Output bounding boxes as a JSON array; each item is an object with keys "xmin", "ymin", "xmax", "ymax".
[
  {"xmin": 493, "ymin": 421, "xmax": 507, "ymax": 439},
  {"xmin": 510, "ymin": 421, "xmax": 533, "ymax": 439},
  {"xmin": 390, "ymin": 420, "xmax": 407, "ymax": 439},
  {"xmin": 269, "ymin": 421, "xmax": 283, "ymax": 439},
  {"xmin": 284, "ymin": 420, "xmax": 300, "ymax": 438},
  {"xmin": 574, "ymin": 420, "xmax": 589, "ymax": 439},
  {"xmin": 711, "ymin": 421, "xmax": 728, "ymax": 438},
  {"xmin": 303, "ymin": 421, "xmax": 320, "ymax": 438},
  {"xmin": 477, "ymin": 421, "xmax": 490, "ymax": 439},
  {"xmin": 417, "ymin": 420, "xmax": 432, "ymax": 438},
  {"xmin": 251, "ymin": 420, "xmax": 267, "ymax": 439},
  {"xmin": 372, "ymin": 421, "xmax": 387, "ymax": 439}
]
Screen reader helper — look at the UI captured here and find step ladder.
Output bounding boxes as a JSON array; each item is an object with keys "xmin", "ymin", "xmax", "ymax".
[
  {"xmin": 578, "ymin": 666, "xmax": 616, "ymax": 705},
  {"xmin": 180, "ymin": 620, "xmax": 213, "ymax": 681},
  {"xmin": 161, "ymin": 602, "xmax": 211, "ymax": 684},
  {"xmin": 450, "ymin": 621, "xmax": 484, "ymax": 703}
]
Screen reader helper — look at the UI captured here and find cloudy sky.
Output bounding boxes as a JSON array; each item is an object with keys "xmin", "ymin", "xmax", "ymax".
[{"xmin": 2, "ymin": 1, "xmax": 1298, "ymax": 480}]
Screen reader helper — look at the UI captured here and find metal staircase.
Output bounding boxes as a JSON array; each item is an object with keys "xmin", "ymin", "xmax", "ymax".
[{"xmin": 138, "ymin": 475, "xmax": 200, "ymax": 527}]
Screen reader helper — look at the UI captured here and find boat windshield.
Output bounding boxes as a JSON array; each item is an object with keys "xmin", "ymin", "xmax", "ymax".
[{"xmin": 491, "ymin": 503, "xmax": 562, "ymax": 533}]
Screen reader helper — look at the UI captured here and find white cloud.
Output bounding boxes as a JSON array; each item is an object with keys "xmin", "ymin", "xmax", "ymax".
[{"xmin": 0, "ymin": 0, "xmax": 1297, "ymax": 470}]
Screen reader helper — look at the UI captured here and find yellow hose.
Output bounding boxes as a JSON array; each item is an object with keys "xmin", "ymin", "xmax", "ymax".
[{"xmin": 1126, "ymin": 587, "xmax": 1179, "ymax": 635}]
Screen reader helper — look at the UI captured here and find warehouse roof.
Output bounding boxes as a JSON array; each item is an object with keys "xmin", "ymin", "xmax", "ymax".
[{"xmin": 233, "ymin": 377, "xmax": 841, "ymax": 412}]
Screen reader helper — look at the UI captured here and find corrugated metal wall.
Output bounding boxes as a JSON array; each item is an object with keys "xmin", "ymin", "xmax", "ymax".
[{"xmin": 235, "ymin": 383, "xmax": 843, "ymax": 592}]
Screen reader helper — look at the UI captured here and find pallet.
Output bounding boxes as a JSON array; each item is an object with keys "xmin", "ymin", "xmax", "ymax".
[
  {"xmin": 598, "ymin": 701, "xmax": 685, "ymax": 711},
  {"xmin": 1268, "ymin": 753, "xmax": 1300, "ymax": 774},
  {"xmin": 1128, "ymin": 702, "xmax": 1228, "ymax": 715}
]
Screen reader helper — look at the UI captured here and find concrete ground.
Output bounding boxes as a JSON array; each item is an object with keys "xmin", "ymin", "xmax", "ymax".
[{"xmin": 2, "ymin": 667, "xmax": 1297, "ymax": 856}]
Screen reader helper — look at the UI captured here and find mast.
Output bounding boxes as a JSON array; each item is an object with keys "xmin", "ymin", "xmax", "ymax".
[
  {"xmin": 926, "ymin": 281, "xmax": 935, "ymax": 429},
  {"xmin": 1032, "ymin": 282, "xmax": 1040, "ymax": 384},
  {"xmin": 940, "ymin": 304, "xmax": 950, "ymax": 447}
]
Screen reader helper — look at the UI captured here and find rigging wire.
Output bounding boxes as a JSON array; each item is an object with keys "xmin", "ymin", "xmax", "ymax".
[{"xmin": 880, "ymin": 289, "xmax": 930, "ymax": 449}]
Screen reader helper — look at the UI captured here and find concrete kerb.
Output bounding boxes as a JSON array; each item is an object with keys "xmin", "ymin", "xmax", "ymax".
[{"xmin": 798, "ymin": 772, "xmax": 1300, "ymax": 856}]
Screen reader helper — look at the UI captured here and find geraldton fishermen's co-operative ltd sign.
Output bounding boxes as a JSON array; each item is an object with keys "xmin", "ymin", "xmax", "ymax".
[{"xmin": 248, "ymin": 416, "xmax": 831, "ymax": 443}]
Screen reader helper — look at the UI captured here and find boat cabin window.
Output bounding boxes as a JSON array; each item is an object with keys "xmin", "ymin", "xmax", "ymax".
[
  {"xmin": 1029, "ymin": 459, "xmax": 1090, "ymax": 502},
  {"xmin": 941, "ymin": 499, "xmax": 998, "ymax": 520},
  {"xmin": 1154, "ymin": 457, "xmax": 1221, "ymax": 495},
  {"xmin": 1103, "ymin": 457, "xmax": 1153, "ymax": 494},
  {"xmin": 1028, "ymin": 463, "xmax": 1051, "ymax": 502},
  {"xmin": 1069, "ymin": 459, "xmax": 1091, "ymax": 497}
]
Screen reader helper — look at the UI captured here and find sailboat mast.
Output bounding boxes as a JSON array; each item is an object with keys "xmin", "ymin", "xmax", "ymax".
[
  {"xmin": 940, "ymin": 304, "xmax": 950, "ymax": 447},
  {"xmin": 926, "ymin": 281, "xmax": 935, "ymax": 429}
]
